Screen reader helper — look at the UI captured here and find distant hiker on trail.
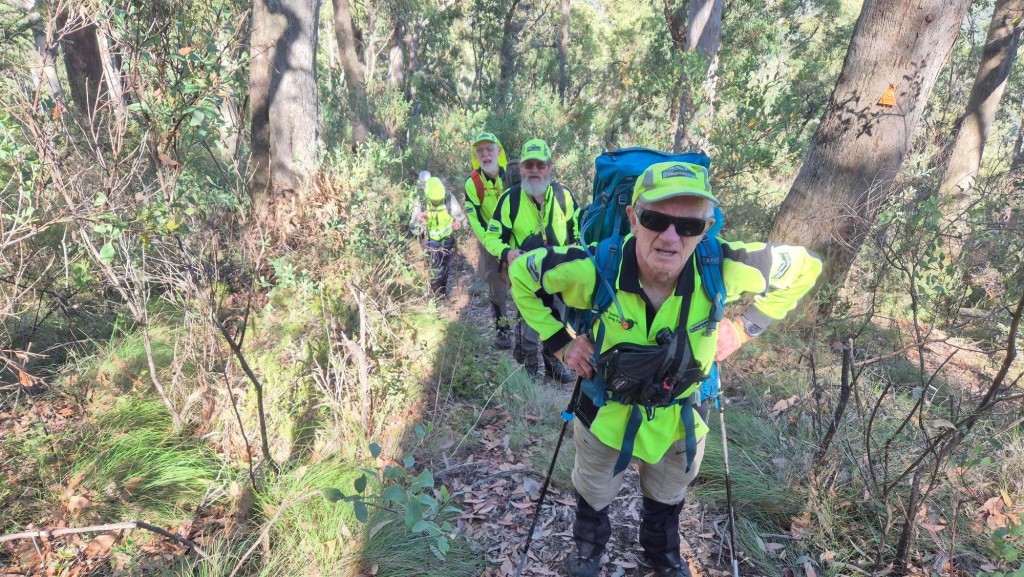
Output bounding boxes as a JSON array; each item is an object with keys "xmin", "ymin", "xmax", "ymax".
[
  {"xmin": 410, "ymin": 174, "xmax": 466, "ymax": 298},
  {"xmin": 464, "ymin": 133, "xmax": 515, "ymax": 348},
  {"xmin": 508, "ymin": 161, "xmax": 822, "ymax": 577},
  {"xmin": 483, "ymin": 138, "xmax": 580, "ymax": 383}
]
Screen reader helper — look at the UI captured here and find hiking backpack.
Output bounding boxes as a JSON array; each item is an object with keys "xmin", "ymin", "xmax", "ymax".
[{"xmin": 566, "ymin": 147, "xmax": 727, "ymax": 409}]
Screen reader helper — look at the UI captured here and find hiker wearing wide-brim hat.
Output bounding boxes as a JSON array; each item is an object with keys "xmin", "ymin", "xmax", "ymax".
[
  {"xmin": 508, "ymin": 160, "xmax": 823, "ymax": 577},
  {"xmin": 464, "ymin": 133, "xmax": 514, "ymax": 349},
  {"xmin": 483, "ymin": 138, "xmax": 580, "ymax": 383}
]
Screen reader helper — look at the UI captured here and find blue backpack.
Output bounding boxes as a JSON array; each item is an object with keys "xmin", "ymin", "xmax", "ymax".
[{"xmin": 564, "ymin": 147, "xmax": 726, "ymax": 473}]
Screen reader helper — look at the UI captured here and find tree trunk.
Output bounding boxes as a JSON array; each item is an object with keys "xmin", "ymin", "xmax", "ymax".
[
  {"xmin": 559, "ymin": 0, "xmax": 569, "ymax": 106},
  {"xmin": 669, "ymin": 0, "xmax": 721, "ymax": 153},
  {"xmin": 95, "ymin": 28, "xmax": 126, "ymax": 120},
  {"xmin": 496, "ymin": 0, "xmax": 523, "ymax": 116},
  {"xmin": 938, "ymin": 0, "xmax": 1022, "ymax": 216},
  {"xmin": 268, "ymin": 0, "xmax": 320, "ymax": 196},
  {"xmin": 248, "ymin": 0, "xmax": 320, "ymax": 222},
  {"xmin": 333, "ymin": 0, "xmax": 374, "ymax": 145},
  {"xmin": 685, "ymin": 0, "xmax": 721, "ymax": 151},
  {"xmin": 60, "ymin": 18, "xmax": 105, "ymax": 114},
  {"xmin": 768, "ymin": 0, "xmax": 971, "ymax": 313},
  {"xmin": 16, "ymin": 0, "xmax": 66, "ymax": 106},
  {"xmin": 248, "ymin": 0, "xmax": 278, "ymax": 201}
]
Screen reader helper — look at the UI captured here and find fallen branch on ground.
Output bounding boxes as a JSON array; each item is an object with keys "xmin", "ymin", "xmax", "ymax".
[{"xmin": 0, "ymin": 520, "xmax": 209, "ymax": 559}]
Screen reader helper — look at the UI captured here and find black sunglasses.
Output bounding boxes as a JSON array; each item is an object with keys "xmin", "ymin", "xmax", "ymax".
[{"xmin": 635, "ymin": 207, "xmax": 712, "ymax": 237}]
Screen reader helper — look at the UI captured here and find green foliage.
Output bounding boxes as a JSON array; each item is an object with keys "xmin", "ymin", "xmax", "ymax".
[
  {"xmin": 324, "ymin": 436, "xmax": 460, "ymax": 560},
  {"xmin": 984, "ymin": 514, "xmax": 1024, "ymax": 577}
]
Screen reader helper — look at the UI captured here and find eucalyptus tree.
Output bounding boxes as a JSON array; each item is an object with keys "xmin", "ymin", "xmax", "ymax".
[
  {"xmin": 768, "ymin": 0, "xmax": 972, "ymax": 309},
  {"xmin": 249, "ymin": 0, "xmax": 321, "ymax": 220},
  {"xmin": 939, "ymin": 0, "xmax": 1023, "ymax": 238}
]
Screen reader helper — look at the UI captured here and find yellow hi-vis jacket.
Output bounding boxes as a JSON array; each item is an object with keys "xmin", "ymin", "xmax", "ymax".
[
  {"xmin": 508, "ymin": 235, "xmax": 822, "ymax": 464},
  {"xmin": 482, "ymin": 183, "xmax": 581, "ymax": 262},
  {"xmin": 464, "ymin": 169, "xmax": 506, "ymax": 243}
]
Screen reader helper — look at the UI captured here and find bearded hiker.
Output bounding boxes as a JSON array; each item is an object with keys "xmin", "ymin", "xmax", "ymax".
[{"xmin": 484, "ymin": 138, "xmax": 580, "ymax": 383}]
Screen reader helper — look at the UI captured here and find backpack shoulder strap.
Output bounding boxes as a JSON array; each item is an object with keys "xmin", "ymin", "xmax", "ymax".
[
  {"xmin": 506, "ymin": 184, "xmax": 523, "ymax": 225},
  {"xmin": 696, "ymin": 207, "xmax": 726, "ymax": 335},
  {"xmin": 470, "ymin": 170, "xmax": 485, "ymax": 204},
  {"xmin": 550, "ymin": 183, "xmax": 568, "ymax": 214}
]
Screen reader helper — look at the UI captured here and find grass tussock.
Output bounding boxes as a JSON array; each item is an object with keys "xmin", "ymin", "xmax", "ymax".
[{"xmin": 73, "ymin": 399, "xmax": 224, "ymax": 520}]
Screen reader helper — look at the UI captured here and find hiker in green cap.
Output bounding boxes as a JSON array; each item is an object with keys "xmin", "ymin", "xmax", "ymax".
[
  {"xmin": 483, "ymin": 138, "xmax": 580, "ymax": 382},
  {"xmin": 508, "ymin": 161, "xmax": 822, "ymax": 576},
  {"xmin": 464, "ymin": 133, "xmax": 514, "ymax": 349}
]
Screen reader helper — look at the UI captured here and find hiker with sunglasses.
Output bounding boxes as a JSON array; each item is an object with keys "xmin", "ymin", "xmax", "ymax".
[
  {"xmin": 508, "ymin": 161, "xmax": 822, "ymax": 576},
  {"xmin": 483, "ymin": 138, "xmax": 581, "ymax": 382}
]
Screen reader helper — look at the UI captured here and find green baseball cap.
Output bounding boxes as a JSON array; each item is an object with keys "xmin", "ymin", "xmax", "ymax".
[
  {"xmin": 520, "ymin": 139, "xmax": 552, "ymax": 163},
  {"xmin": 473, "ymin": 132, "xmax": 499, "ymax": 145},
  {"xmin": 632, "ymin": 161, "xmax": 718, "ymax": 205}
]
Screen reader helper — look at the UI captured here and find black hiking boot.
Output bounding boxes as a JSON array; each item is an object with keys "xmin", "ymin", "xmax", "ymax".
[
  {"xmin": 565, "ymin": 492, "xmax": 610, "ymax": 577},
  {"xmin": 495, "ymin": 324, "xmax": 512, "ymax": 349},
  {"xmin": 543, "ymin": 352, "xmax": 576, "ymax": 384},
  {"xmin": 492, "ymin": 304, "xmax": 512, "ymax": 350},
  {"xmin": 639, "ymin": 497, "xmax": 692, "ymax": 577},
  {"xmin": 565, "ymin": 552, "xmax": 602, "ymax": 577}
]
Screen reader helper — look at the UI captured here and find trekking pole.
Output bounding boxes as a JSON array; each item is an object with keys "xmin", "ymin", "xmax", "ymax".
[
  {"xmin": 514, "ymin": 376, "xmax": 582, "ymax": 577},
  {"xmin": 716, "ymin": 366, "xmax": 741, "ymax": 577}
]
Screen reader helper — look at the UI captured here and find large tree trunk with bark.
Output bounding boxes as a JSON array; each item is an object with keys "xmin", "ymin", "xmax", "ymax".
[
  {"xmin": 768, "ymin": 0, "xmax": 971, "ymax": 313},
  {"xmin": 938, "ymin": 0, "xmax": 1022, "ymax": 224},
  {"xmin": 60, "ymin": 18, "xmax": 104, "ymax": 114},
  {"xmin": 268, "ymin": 0, "xmax": 320, "ymax": 195},
  {"xmin": 248, "ymin": 0, "xmax": 278, "ymax": 201},
  {"xmin": 333, "ymin": 0, "xmax": 374, "ymax": 145},
  {"xmin": 249, "ymin": 0, "xmax": 320, "ymax": 224}
]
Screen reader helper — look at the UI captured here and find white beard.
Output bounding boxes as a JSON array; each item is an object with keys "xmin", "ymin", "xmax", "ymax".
[
  {"xmin": 522, "ymin": 178, "xmax": 550, "ymax": 200},
  {"xmin": 479, "ymin": 159, "xmax": 499, "ymax": 177}
]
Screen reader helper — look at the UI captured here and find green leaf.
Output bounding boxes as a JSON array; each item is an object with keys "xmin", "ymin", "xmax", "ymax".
[
  {"xmin": 369, "ymin": 443, "xmax": 382, "ymax": 458},
  {"xmin": 353, "ymin": 501, "xmax": 368, "ymax": 523},
  {"xmin": 436, "ymin": 537, "xmax": 449, "ymax": 555},
  {"xmin": 414, "ymin": 470, "xmax": 434, "ymax": 489},
  {"xmin": 415, "ymin": 423, "xmax": 426, "ymax": 438},
  {"xmin": 405, "ymin": 499, "xmax": 423, "ymax": 527},
  {"xmin": 381, "ymin": 485, "xmax": 406, "ymax": 504},
  {"xmin": 354, "ymin": 475, "xmax": 367, "ymax": 494},
  {"xmin": 411, "ymin": 520, "xmax": 430, "ymax": 533},
  {"xmin": 322, "ymin": 488, "xmax": 344, "ymax": 503},
  {"xmin": 403, "ymin": 454, "xmax": 415, "ymax": 469},
  {"xmin": 99, "ymin": 242, "xmax": 116, "ymax": 264},
  {"xmin": 189, "ymin": 109, "xmax": 205, "ymax": 126}
]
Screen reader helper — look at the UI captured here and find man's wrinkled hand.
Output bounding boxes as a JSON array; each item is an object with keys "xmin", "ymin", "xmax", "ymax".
[
  {"xmin": 715, "ymin": 318, "xmax": 750, "ymax": 362},
  {"xmin": 558, "ymin": 336, "xmax": 595, "ymax": 379}
]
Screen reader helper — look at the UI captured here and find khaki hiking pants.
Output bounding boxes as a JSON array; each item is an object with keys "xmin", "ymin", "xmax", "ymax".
[
  {"xmin": 476, "ymin": 238, "xmax": 509, "ymax": 311},
  {"xmin": 571, "ymin": 419, "xmax": 706, "ymax": 511}
]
